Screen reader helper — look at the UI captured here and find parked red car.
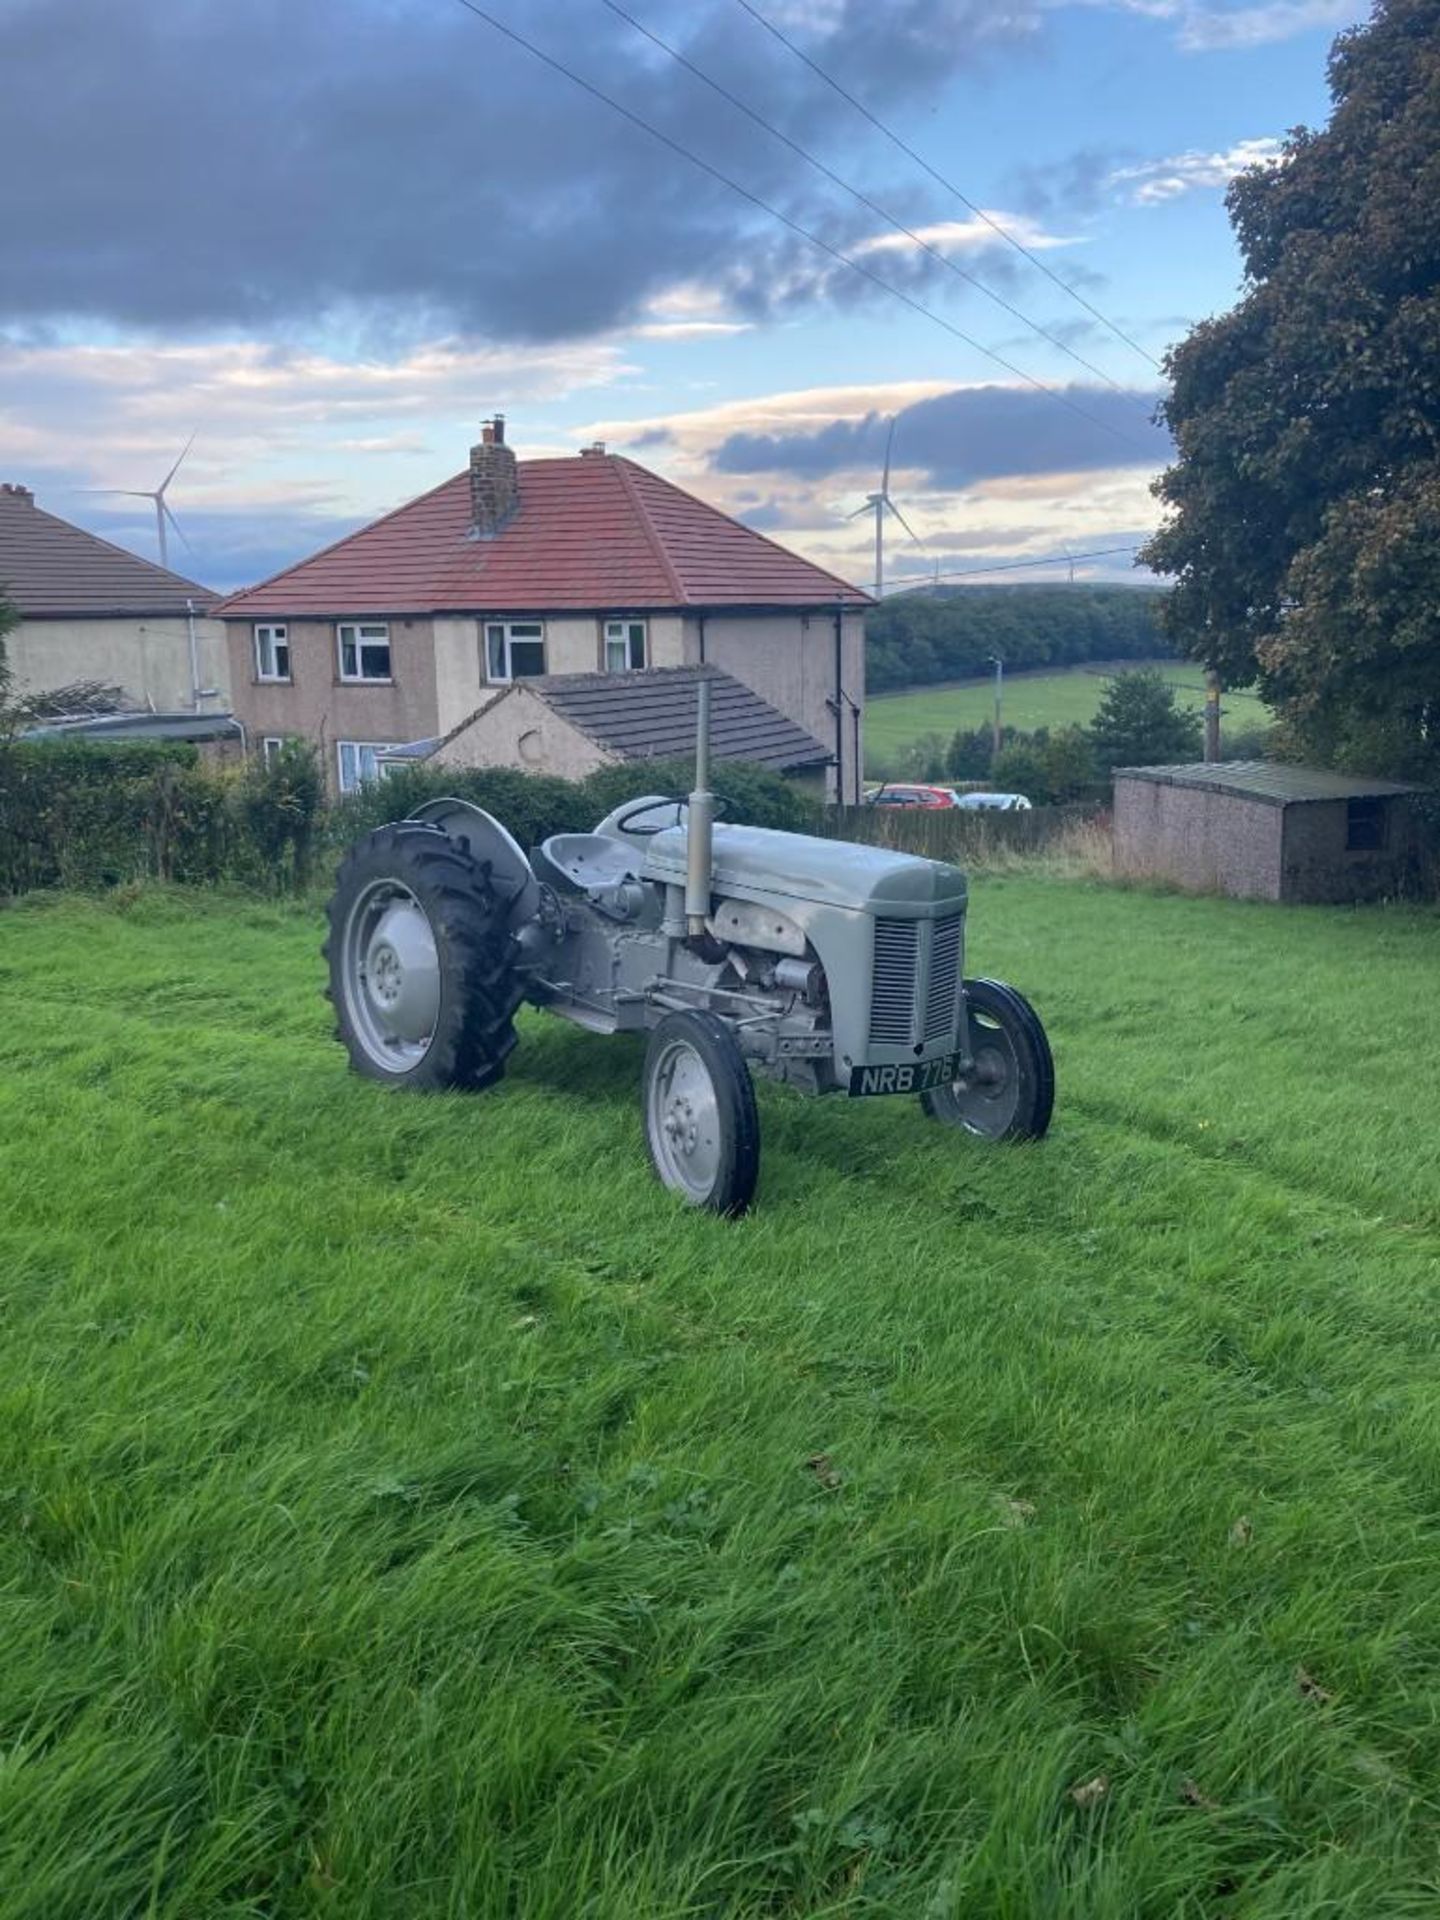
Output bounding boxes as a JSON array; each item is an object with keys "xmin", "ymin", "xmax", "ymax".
[{"xmin": 865, "ymin": 783, "xmax": 961, "ymax": 810}]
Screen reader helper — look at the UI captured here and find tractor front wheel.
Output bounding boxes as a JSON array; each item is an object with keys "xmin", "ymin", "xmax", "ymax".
[
  {"xmin": 325, "ymin": 824, "xmax": 524, "ymax": 1092},
  {"xmin": 921, "ymin": 977, "xmax": 1054, "ymax": 1141},
  {"xmin": 642, "ymin": 1011, "xmax": 760, "ymax": 1217}
]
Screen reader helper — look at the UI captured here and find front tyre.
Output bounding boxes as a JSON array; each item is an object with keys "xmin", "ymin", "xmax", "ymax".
[
  {"xmin": 921, "ymin": 977, "xmax": 1054, "ymax": 1141},
  {"xmin": 642, "ymin": 1011, "xmax": 760, "ymax": 1217},
  {"xmin": 325, "ymin": 824, "xmax": 524, "ymax": 1091}
]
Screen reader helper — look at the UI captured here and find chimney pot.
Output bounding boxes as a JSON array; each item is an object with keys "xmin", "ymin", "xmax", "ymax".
[{"xmin": 1, "ymin": 482, "xmax": 33, "ymax": 502}]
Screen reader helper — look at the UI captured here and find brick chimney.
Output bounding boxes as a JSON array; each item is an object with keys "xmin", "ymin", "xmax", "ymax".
[
  {"xmin": 1, "ymin": 483, "xmax": 33, "ymax": 503},
  {"xmin": 468, "ymin": 414, "xmax": 518, "ymax": 539}
]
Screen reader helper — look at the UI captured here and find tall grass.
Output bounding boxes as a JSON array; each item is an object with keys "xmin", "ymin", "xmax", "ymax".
[{"xmin": 2, "ymin": 881, "xmax": 1439, "ymax": 1916}]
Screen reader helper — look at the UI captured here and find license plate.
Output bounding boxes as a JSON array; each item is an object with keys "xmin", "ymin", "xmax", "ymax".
[{"xmin": 848, "ymin": 1051, "xmax": 962, "ymax": 1098}]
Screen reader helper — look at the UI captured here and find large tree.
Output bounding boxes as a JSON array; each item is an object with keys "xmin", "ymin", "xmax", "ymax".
[{"xmin": 1142, "ymin": 0, "xmax": 1440, "ymax": 777}]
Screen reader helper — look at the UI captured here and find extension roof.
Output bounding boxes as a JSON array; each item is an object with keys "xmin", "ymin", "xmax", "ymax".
[
  {"xmin": 1116, "ymin": 761, "xmax": 1421, "ymax": 804},
  {"xmin": 215, "ymin": 453, "xmax": 868, "ymax": 619},
  {"xmin": 0, "ymin": 486, "xmax": 217, "ymax": 617},
  {"xmin": 439, "ymin": 664, "xmax": 832, "ymax": 775}
]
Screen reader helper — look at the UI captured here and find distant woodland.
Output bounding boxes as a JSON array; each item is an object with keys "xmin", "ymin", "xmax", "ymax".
[{"xmin": 865, "ymin": 584, "xmax": 1171, "ymax": 694}]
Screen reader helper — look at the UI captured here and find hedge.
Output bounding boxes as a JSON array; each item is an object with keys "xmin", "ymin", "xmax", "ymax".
[{"xmin": 0, "ymin": 739, "xmax": 816, "ymax": 900}]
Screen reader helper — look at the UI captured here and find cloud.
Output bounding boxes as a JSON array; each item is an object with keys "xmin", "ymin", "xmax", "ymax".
[
  {"xmin": 853, "ymin": 211, "xmax": 1078, "ymax": 259},
  {"xmin": 0, "ymin": 0, "xmax": 1043, "ymax": 344},
  {"xmin": 1110, "ymin": 136, "xmax": 1286, "ymax": 203},
  {"xmin": 709, "ymin": 383, "xmax": 1170, "ymax": 488},
  {"xmin": 1069, "ymin": 0, "xmax": 1363, "ymax": 50}
]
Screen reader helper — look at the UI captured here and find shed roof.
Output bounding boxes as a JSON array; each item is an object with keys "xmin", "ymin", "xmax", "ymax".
[
  {"xmin": 1115, "ymin": 761, "xmax": 1421, "ymax": 806},
  {"xmin": 0, "ymin": 484, "xmax": 217, "ymax": 617},
  {"xmin": 18, "ymin": 710, "xmax": 242, "ymax": 744},
  {"xmin": 441, "ymin": 664, "xmax": 831, "ymax": 775},
  {"xmin": 214, "ymin": 453, "xmax": 868, "ymax": 618}
]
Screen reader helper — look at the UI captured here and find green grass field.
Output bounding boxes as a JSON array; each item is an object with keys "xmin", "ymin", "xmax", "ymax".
[
  {"xmin": 866, "ymin": 662, "xmax": 1270, "ymax": 771},
  {"xmin": 4, "ymin": 882, "xmax": 1440, "ymax": 1917}
]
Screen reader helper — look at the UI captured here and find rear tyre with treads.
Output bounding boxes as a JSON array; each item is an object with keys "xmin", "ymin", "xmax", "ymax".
[{"xmin": 324, "ymin": 824, "xmax": 524, "ymax": 1092}]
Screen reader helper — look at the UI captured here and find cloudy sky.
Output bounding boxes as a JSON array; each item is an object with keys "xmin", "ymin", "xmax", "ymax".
[{"xmin": 0, "ymin": 0, "xmax": 1366, "ymax": 594}]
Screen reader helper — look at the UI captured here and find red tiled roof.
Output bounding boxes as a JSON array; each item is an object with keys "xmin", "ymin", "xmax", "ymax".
[
  {"xmin": 0, "ymin": 485, "xmax": 216, "ymax": 616},
  {"xmin": 215, "ymin": 454, "xmax": 867, "ymax": 618}
]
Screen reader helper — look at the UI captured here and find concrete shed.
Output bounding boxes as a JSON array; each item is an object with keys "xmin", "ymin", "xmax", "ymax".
[{"xmin": 1113, "ymin": 761, "xmax": 1423, "ymax": 903}]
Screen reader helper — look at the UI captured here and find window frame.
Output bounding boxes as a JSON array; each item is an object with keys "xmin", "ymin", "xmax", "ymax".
[
  {"xmin": 483, "ymin": 620, "xmax": 547, "ymax": 684},
  {"xmin": 603, "ymin": 617, "xmax": 647, "ymax": 673},
  {"xmin": 336, "ymin": 620, "xmax": 393, "ymax": 684},
  {"xmin": 260, "ymin": 735, "xmax": 286, "ymax": 768},
  {"xmin": 253, "ymin": 623, "xmax": 291, "ymax": 683},
  {"xmin": 335, "ymin": 740, "xmax": 395, "ymax": 793}
]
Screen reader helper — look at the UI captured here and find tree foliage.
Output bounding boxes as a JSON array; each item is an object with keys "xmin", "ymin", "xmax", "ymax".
[
  {"xmin": 1089, "ymin": 669, "xmax": 1203, "ymax": 773},
  {"xmin": 1142, "ymin": 0, "xmax": 1440, "ymax": 777},
  {"xmin": 866, "ymin": 584, "xmax": 1169, "ymax": 695}
]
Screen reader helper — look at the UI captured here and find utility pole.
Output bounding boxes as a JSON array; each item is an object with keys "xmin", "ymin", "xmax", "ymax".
[
  {"xmin": 989, "ymin": 654, "xmax": 1004, "ymax": 759},
  {"xmin": 1204, "ymin": 667, "xmax": 1221, "ymax": 763}
]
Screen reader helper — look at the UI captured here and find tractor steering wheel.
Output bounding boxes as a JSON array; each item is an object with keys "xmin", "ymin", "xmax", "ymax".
[{"xmin": 614, "ymin": 795, "xmax": 729, "ymax": 836}]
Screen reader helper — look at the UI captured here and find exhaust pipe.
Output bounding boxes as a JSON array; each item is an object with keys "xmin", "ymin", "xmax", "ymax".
[{"xmin": 686, "ymin": 677, "xmax": 715, "ymax": 936}]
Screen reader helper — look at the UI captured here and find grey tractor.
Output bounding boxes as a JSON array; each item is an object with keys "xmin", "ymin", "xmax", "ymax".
[{"xmin": 325, "ymin": 683, "xmax": 1053, "ymax": 1216}]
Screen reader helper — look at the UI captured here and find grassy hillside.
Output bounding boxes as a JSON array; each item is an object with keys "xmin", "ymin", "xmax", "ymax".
[
  {"xmin": 866, "ymin": 662, "xmax": 1269, "ymax": 772},
  {"xmin": 4, "ymin": 884, "xmax": 1440, "ymax": 1916}
]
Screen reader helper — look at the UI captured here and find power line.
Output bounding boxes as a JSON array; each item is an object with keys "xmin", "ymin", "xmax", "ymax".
[
  {"xmin": 448, "ymin": 0, "xmax": 1157, "ymax": 457},
  {"xmin": 597, "ymin": 0, "xmax": 1149, "ymax": 410},
  {"xmin": 730, "ymin": 0, "xmax": 1163, "ymax": 373},
  {"xmin": 884, "ymin": 545, "xmax": 1141, "ymax": 589}
]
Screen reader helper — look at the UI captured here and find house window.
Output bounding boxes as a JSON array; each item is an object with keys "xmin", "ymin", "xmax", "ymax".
[
  {"xmin": 254, "ymin": 624, "xmax": 290, "ymax": 682},
  {"xmin": 484, "ymin": 621, "xmax": 546, "ymax": 682},
  {"xmin": 604, "ymin": 619, "xmax": 647, "ymax": 672},
  {"xmin": 1346, "ymin": 797, "xmax": 1387, "ymax": 851},
  {"xmin": 336, "ymin": 741, "xmax": 394, "ymax": 793},
  {"xmin": 261, "ymin": 736, "xmax": 286, "ymax": 768},
  {"xmin": 337, "ymin": 621, "xmax": 392, "ymax": 683}
]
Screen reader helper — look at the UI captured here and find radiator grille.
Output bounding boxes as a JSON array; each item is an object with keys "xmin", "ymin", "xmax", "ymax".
[
  {"xmin": 869, "ymin": 918, "xmax": 918, "ymax": 1045},
  {"xmin": 924, "ymin": 914, "xmax": 963, "ymax": 1041}
]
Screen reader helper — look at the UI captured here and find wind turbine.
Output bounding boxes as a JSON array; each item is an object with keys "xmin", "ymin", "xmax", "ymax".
[
  {"xmin": 79, "ymin": 434, "xmax": 196, "ymax": 571},
  {"xmin": 849, "ymin": 416, "xmax": 924, "ymax": 597}
]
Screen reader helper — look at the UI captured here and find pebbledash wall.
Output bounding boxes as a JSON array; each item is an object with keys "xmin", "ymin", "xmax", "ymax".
[
  {"xmin": 1114, "ymin": 777, "xmax": 1283, "ymax": 898},
  {"xmin": 1113, "ymin": 773, "xmax": 1422, "ymax": 903},
  {"xmin": 229, "ymin": 607, "xmax": 865, "ymax": 799},
  {"xmin": 12, "ymin": 614, "xmax": 230, "ymax": 714}
]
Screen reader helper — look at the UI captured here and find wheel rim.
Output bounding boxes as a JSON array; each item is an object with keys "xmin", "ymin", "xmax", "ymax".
[
  {"xmin": 646, "ymin": 1038, "xmax": 723, "ymax": 1202},
  {"xmin": 949, "ymin": 1006, "xmax": 1022, "ymax": 1137},
  {"xmin": 340, "ymin": 879, "xmax": 441, "ymax": 1072}
]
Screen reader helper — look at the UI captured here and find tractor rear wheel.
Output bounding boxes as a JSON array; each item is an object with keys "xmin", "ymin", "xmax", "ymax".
[
  {"xmin": 642, "ymin": 1011, "xmax": 760, "ymax": 1217},
  {"xmin": 921, "ymin": 977, "xmax": 1054, "ymax": 1141},
  {"xmin": 325, "ymin": 824, "xmax": 524, "ymax": 1092}
]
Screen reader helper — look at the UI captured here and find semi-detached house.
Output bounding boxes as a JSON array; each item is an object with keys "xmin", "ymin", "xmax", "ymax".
[{"xmin": 215, "ymin": 419, "xmax": 869, "ymax": 799}]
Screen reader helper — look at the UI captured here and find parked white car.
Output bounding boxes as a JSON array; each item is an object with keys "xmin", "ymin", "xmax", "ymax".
[{"xmin": 953, "ymin": 791, "xmax": 1033, "ymax": 811}]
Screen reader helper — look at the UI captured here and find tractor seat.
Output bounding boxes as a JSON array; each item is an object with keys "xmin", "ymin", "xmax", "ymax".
[{"xmin": 538, "ymin": 832, "xmax": 640, "ymax": 896}]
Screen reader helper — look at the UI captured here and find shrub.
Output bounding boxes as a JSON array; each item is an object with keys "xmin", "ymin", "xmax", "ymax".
[
  {"xmin": 233, "ymin": 740, "xmax": 326, "ymax": 891},
  {"xmin": 989, "ymin": 741, "xmax": 1051, "ymax": 803}
]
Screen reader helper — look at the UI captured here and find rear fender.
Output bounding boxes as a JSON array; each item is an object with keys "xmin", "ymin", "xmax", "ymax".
[{"xmin": 405, "ymin": 796, "xmax": 540, "ymax": 928}]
